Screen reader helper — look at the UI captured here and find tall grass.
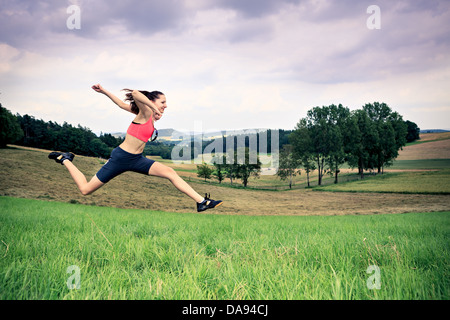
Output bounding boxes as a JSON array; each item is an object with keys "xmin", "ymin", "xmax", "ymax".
[{"xmin": 1, "ymin": 196, "xmax": 449, "ymax": 300}]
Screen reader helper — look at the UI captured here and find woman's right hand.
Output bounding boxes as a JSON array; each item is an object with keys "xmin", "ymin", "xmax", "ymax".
[
  {"xmin": 91, "ymin": 84, "xmax": 105, "ymax": 93},
  {"xmin": 152, "ymin": 107, "xmax": 162, "ymax": 118}
]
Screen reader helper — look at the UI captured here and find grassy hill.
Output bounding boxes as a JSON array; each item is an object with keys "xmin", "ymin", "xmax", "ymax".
[
  {"xmin": 1, "ymin": 132, "xmax": 450, "ymax": 215},
  {"xmin": 396, "ymin": 132, "xmax": 450, "ymax": 160},
  {"xmin": 1, "ymin": 133, "xmax": 449, "ymax": 301},
  {"xmin": 1, "ymin": 196, "xmax": 449, "ymax": 300},
  {"xmin": 314, "ymin": 132, "xmax": 450, "ymax": 194}
]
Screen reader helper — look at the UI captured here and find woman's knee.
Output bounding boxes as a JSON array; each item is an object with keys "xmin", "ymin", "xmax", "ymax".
[
  {"xmin": 149, "ymin": 163, "xmax": 178, "ymax": 179},
  {"xmin": 162, "ymin": 166, "xmax": 178, "ymax": 179},
  {"xmin": 80, "ymin": 177, "xmax": 104, "ymax": 196},
  {"xmin": 80, "ymin": 186, "xmax": 93, "ymax": 196}
]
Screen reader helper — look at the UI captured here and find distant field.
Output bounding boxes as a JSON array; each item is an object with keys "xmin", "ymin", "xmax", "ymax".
[
  {"xmin": 316, "ymin": 133, "xmax": 450, "ymax": 194},
  {"xmin": 1, "ymin": 197, "xmax": 449, "ymax": 300},
  {"xmin": 315, "ymin": 170, "xmax": 450, "ymax": 194},
  {"xmin": 390, "ymin": 159, "xmax": 450, "ymax": 170},
  {"xmin": 415, "ymin": 132, "xmax": 450, "ymax": 142},
  {"xmin": 397, "ymin": 132, "xmax": 450, "ymax": 160},
  {"xmin": 1, "ymin": 132, "xmax": 450, "ymax": 301},
  {"xmin": 2, "ymin": 146, "xmax": 450, "ymax": 215}
]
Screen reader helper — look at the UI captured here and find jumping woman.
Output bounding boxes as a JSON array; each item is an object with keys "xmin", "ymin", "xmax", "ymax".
[{"xmin": 48, "ymin": 84, "xmax": 223, "ymax": 212}]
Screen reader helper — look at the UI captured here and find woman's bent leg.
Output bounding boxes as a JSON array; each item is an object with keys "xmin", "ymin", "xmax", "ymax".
[
  {"xmin": 63, "ymin": 160, "xmax": 104, "ymax": 195},
  {"xmin": 148, "ymin": 162, "xmax": 204, "ymax": 203}
]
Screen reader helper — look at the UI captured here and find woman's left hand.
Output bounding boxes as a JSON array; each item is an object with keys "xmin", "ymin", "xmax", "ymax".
[{"xmin": 91, "ymin": 84, "xmax": 105, "ymax": 93}]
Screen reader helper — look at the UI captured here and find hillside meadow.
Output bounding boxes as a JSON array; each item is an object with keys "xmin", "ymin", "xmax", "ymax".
[
  {"xmin": 0, "ymin": 132, "xmax": 449, "ymax": 300},
  {"xmin": 1, "ymin": 196, "xmax": 449, "ymax": 300},
  {"xmin": 1, "ymin": 132, "xmax": 450, "ymax": 215}
]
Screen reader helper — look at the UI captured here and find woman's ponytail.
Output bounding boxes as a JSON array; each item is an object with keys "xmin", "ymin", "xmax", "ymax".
[
  {"xmin": 122, "ymin": 89, "xmax": 164, "ymax": 115},
  {"xmin": 122, "ymin": 88, "xmax": 139, "ymax": 114}
]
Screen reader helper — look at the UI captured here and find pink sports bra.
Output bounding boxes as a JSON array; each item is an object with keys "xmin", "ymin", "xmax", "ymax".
[{"xmin": 126, "ymin": 117, "xmax": 155, "ymax": 142}]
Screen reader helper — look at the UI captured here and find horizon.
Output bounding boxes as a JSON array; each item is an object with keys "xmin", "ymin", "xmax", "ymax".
[{"xmin": 8, "ymin": 107, "xmax": 449, "ymax": 137}]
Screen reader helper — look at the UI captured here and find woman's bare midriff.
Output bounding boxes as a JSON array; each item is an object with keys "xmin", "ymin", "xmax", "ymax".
[{"xmin": 119, "ymin": 134, "xmax": 147, "ymax": 154}]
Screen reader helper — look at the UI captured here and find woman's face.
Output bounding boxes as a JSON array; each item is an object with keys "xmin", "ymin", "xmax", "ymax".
[{"xmin": 153, "ymin": 95, "xmax": 167, "ymax": 121}]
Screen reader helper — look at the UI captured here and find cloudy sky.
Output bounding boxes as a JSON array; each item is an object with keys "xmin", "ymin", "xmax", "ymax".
[{"xmin": 1, "ymin": 0, "xmax": 449, "ymax": 135}]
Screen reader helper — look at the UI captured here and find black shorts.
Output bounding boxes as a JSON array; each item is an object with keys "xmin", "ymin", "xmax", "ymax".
[{"xmin": 96, "ymin": 147, "xmax": 155, "ymax": 183}]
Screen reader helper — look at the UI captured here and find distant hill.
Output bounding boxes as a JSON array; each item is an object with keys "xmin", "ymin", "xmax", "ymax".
[
  {"xmin": 111, "ymin": 128, "xmax": 188, "ymax": 140},
  {"xmin": 420, "ymin": 129, "xmax": 450, "ymax": 133},
  {"xmin": 110, "ymin": 132, "xmax": 126, "ymax": 139},
  {"xmin": 112, "ymin": 128, "xmax": 275, "ymax": 142}
]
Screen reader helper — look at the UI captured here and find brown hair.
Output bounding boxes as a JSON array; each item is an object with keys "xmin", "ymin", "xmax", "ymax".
[{"xmin": 122, "ymin": 89, "xmax": 164, "ymax": 114}]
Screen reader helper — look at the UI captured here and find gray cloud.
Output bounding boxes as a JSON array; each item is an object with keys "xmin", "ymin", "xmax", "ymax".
[
  {"xmin": 0, "ymin": 0, "xmax": 305, "ymax": 47},
  {"xmin": 0, "ymin": 0, "xmax": 67, "ymax": 44},
  {"xmin": 88, "ymin": 0, "xmax": 187, "ymax": 35},
  {"xmin": 0, "ymin": 0, "xmax": 189, "ymax": 47},
  {"xmin": 215, "ymin": 0, "xmax": 301, "ymax": 18},
  {"xmin": 3, "ymin": 0, "xmax": 448, "ymax": 49},
  {"xmin": 1, "ymin": 0, "xmax": 449, "ymax": 132}
]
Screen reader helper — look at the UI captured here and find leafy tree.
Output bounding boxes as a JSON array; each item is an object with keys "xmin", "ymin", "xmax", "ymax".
[
  {"xmin": 223, "ymin": 149, "xmax": 240, "ymax": 185},
  {"xmin": 196, "ymin": 162, "xmax": 214, "ymax": 182},
  {"xmin": 289, "ymin": 118, "xmax": 315, "ymax": 187},
  {"xmin": 211, "ymin": 155, "xmax": 227, "ymax": 184},
  {"xmin": 55, "ymin": 122, "xmax": 82, "ymax": 154},
  {"xmin": 144, "ymin": 141, "xmax": 174, "ymax": 159},
  {"xmin": 89, "ymin": 138, "xmax": 111, "ymax": 158},
  {"xmin": 343, "ymin": 112, "xmax": 362, "ymax": 177},
  {"xmin": 235, "ymin": 147, "xmax": 261, "ymax": 187},
  {"xmin": 15, "ymin": 114, "xmax": 112, "ymax": 158},
  {"xmin": 377, "ymin": 121, "xmax": 396, "ymax": 173},
  {"xmin": 299, "ymin": 105, "xmax": 348, "ymax": 185},
  {"xmin": 0, "ymin": 104, "xmax": 23, "ymax": 147},
  {"xmin": 381, "ymin": 111, "xmax": 407, "ymax": 173},
  {"xmin": 347, "ymin": 109, "xmax": 379, "ymax": 179},
  {"xmin": 16, "ymin": 114, "xmax": 54, "ymax": 149},
  {"xmin": 405, "ymin": 120, "xmax": 420, "ymax": 143},
  {"xmin": 326, "ymin": 104, "xmax": 350, "ymax": 184},
  {"xmin": 363, "ymin": 102, "xmax": 407, "ymax": 173},
  {"xmin": 304, "ymin": 109, "xmax": 327, "ymax": 185},
  {"xmin": 276, "ymin": 144, "xmax": 301, "ymax": 189},
  {"xmin": 100, "ymin": 133, "xmax": 122, "ymax": 148}
]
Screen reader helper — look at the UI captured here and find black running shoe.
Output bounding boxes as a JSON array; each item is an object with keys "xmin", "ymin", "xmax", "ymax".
[
  {"xmin": 197, "ymin": 193, "xmax": 223, "ymax": 212},
  {"xmin": 48, "ymin": 152, "xmax": 75, "ymax": 165}
]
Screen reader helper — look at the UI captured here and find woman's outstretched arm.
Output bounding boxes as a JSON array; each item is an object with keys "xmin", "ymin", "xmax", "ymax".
[{"xmin": 92, "ymin": 84, "xmax": 133, "ymax": 113}]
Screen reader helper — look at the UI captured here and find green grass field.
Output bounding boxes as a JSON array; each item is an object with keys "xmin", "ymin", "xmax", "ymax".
[
  {"xmin": 1, "ymin": 196, "xmax": 449, "ymax": 300},
  {"xmin": 390, "ymin": 159, "xmax": 450, "ymax": 170},
  {"xmin": 314, "ymin": 169, "xmax": 450, "ymax": 194},
  {"xmin": 1, "ymin": 134, "xmax": 450, "ymax": 300}
]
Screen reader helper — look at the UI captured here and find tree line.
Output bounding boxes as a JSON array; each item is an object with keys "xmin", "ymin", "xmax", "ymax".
[
  {"xmin": 169, "ymin": 129, "xmax": 291, "ymax": 161},
  {"xmin": 1, "ymin": 102, "xmax": 293, "ymax": 162},
  {"xmin": 196, "ymin": 102, "xmax": 419, "ymax": 189},
  {"xmin": 0, "ymin": 104, "xmax": 123, "ymax": 158},
  {"xmin": 278, "ymin": 102, "xmax": 420, "ymax": 188},
  {"xmin": 1, "ymin": 102, "xmax": 419, "ymax": 189},
  {"xmin": 196, "ymin": 148, "xmax": 263, "ymax": 188}
]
